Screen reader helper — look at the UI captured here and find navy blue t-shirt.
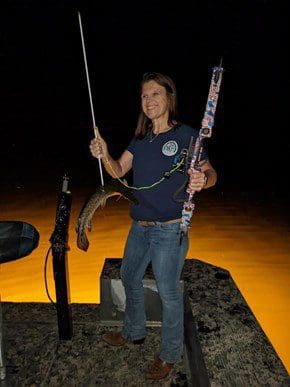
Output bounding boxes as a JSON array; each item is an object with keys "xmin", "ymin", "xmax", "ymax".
[{"xmin": 127, "ymin": 123, "xmax": 208, "ymax": 222}]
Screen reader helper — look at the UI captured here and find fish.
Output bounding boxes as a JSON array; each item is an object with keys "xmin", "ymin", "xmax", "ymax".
[{"xmin": 76, "ymin": 178, "xmax": 139, "ymax": 251}]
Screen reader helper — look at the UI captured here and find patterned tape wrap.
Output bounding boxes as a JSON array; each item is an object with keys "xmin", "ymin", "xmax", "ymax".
[{"xmin": 180, "ymin": 63, "xmax": 224, "ymax": 235}]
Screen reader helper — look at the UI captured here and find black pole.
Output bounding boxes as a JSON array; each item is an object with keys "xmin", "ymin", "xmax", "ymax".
[{"xmin": 49, "ymin": 174, "xmax": 73, "ymax": 340}]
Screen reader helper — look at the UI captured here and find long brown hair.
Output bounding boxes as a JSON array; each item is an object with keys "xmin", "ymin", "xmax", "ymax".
[{"xmin": 135, "ymin": 72, "xmax": 179, "ymax": 139}]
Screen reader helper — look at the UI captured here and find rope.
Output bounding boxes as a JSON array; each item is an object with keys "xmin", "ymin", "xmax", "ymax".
[{"xmin": 105, "ymin": 157, "xmax": 185, "ymax": 190}]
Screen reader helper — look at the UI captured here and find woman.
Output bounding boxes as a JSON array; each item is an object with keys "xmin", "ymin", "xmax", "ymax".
[{"xmin": 90, "ymin": 72, "xmax": 217, "ymax": 380}]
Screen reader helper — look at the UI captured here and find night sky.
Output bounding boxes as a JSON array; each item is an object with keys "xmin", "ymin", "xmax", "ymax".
[{"xmin": 1, "ymin": 0, "xmax": 289, "ymax": 196}]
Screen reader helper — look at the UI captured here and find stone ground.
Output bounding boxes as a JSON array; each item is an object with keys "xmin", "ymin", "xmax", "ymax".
[
  {"xmin": 183, "ymin": 260, "xmax": 290, "ymax": 387},
  {"xmin": 2, "ymin": 259, "xmax": 290, "ymax": 386},
  {"xmin": 1, "ymin": 303, "xmax": 189, "ymax": 386}
]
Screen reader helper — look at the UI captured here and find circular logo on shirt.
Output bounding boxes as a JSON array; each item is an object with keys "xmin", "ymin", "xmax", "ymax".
[{"xmin": 162, "ymin": 140, "xmax": 178, "ymax": 156}]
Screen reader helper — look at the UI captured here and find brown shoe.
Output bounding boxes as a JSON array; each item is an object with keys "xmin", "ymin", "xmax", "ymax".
[
  {"xmin": 102, "ymin": 331, "xmax": 146, "ymax": 346},
  {"xmin": 146, "ymin": 356, "xmax": 174, "ymax": 380},
  {"xmin": 102, "ymin": 331, "xmax": 128, "ymax": 346}
]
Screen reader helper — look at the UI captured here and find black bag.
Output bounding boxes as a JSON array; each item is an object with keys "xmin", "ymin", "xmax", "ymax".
[{"xmin": 0, "ymin": 221, "xmax": 39, "ymax": 264}]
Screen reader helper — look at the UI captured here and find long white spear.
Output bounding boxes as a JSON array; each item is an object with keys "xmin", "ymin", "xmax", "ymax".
[{"xmin": 78, "ymin": 11, "xmax": 104, "ymax": 186}]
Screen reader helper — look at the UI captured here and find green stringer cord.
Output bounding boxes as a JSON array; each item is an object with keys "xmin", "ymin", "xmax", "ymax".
[{"xmin": 105, "ymin": 158, "xmax": 185, "ymax": 191}]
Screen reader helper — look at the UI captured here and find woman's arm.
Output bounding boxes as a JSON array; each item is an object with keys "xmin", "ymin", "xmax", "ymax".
[{"xmin": 89, "ymin": 137, "xmax": 133, "ymax": 178}]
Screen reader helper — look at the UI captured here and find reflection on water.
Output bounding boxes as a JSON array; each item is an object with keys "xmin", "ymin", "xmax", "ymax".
[{"xmin": 1, "ymin": 186, "xmax": 290, "ymax": 372}]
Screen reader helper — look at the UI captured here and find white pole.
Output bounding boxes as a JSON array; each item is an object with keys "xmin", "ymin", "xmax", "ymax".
[{"xmin": 78, "ymin": 11, "xmax": 104, "ymax": 186}]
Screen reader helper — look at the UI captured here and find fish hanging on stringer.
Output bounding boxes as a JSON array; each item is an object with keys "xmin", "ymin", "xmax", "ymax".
[{"xmin": 76, "ymin": 178, "xmax": 139, "ymax": 251}]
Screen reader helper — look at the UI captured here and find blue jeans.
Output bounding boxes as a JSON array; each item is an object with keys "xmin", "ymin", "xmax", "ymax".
[{"xmin": 120, "ymin": 220, "xmax": 189, "ymax": 363}]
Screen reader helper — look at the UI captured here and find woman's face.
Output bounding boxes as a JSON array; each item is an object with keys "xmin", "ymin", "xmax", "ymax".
[{"xmin": 141, "ymin": 80, "xmax": 169, "ymax": 121}]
